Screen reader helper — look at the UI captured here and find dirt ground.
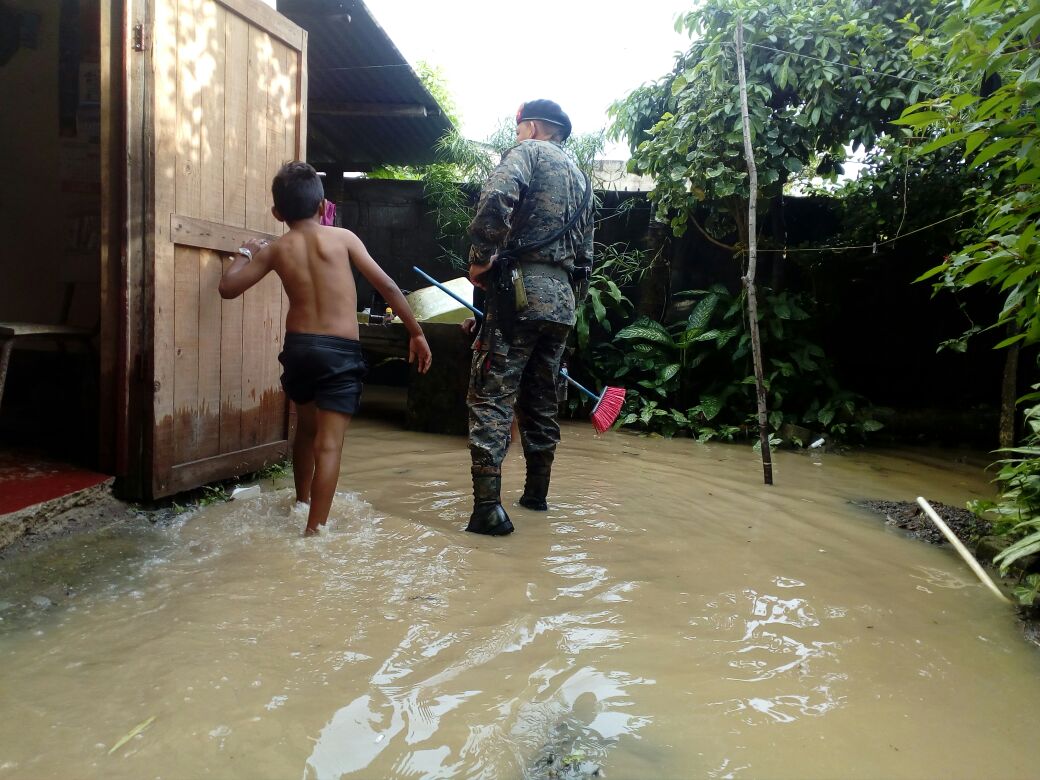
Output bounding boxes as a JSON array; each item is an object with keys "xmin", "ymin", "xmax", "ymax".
[
  {"xmin": 0, "ymin": 493, "xmax": 146, "ymax": 562},
  {"xmin": 858, "ymin": 498, "xmax": 993, "ymax": 546}
]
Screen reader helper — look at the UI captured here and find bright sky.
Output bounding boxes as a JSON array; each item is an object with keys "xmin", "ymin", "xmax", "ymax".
[{"xmin": 360, "ymin": 0, "xmax": 692, "ymax": 159}]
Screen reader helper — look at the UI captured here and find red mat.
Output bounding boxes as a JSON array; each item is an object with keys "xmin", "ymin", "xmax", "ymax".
[{"xmin": 0, "ymin": 450, "xmax": 110, "ymax": 515}]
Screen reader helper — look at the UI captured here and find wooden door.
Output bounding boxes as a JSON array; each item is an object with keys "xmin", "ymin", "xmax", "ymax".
[{"xmin": 130, "ymin": 0, "xmax": 307, "ymax": 498}]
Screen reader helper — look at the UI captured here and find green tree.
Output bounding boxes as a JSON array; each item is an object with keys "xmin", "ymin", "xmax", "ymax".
[
  {"xmin": 897, "ymin": 0, "xmax": 1040, "ymax": 578},
  {"xmin": 419, "ymin": 126, "xmax": 604, "ymax": 269},
  {"xmin": 598, "ymin": 0, "xmax": 949, "ymax": 443},
  {"xmin": 905, "ymin": 0, "xmax": 1040, "ymax": 347},
  {"xmin": 415, "ymin": 61, "xmax": 460, "ymax": 127},
  {"xmin": 609, "ymin": 0, "xmax": 949, "ymax": 253}
]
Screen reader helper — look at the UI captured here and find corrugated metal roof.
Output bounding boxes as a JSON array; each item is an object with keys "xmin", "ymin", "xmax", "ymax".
[{"xmin": 278, "ymin": 0, "xmax": 454, "ymax": 170}]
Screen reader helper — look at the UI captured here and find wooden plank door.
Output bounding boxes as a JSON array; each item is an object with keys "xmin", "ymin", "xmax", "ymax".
[{"xmin": 137, "ymin": 0, "xmax": 306, "ymax": 498}]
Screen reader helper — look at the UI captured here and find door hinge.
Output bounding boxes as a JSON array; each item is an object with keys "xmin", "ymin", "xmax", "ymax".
[{"xmin": 132, "ymin": 22, "xmax": 150, "ymax": 52}]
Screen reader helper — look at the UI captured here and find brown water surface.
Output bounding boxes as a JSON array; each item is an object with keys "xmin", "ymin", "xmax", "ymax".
[{"xmin": 1, "ymin": 416, "xmax": 1038, "ymax": 779}]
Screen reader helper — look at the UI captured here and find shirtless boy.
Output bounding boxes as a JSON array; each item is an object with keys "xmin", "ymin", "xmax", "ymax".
[{"xmin": 219, "ymin": 161, "xmax": 432, "ymax": 535}]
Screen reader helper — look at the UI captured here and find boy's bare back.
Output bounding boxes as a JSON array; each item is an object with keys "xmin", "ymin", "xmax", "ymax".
[
  {"xmin": 265, "ymin": 221, "xmax": 361, "ymax": 340},
  {"xmin": 217, "ymin": 161, "xmax": 431, "ymax": 372}
]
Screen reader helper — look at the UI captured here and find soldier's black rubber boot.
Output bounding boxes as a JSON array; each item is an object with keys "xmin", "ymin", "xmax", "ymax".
[
  {"xmin": 466, "ymin": 474, "xmax": 514, "ymax": 535},
  {"xmin": 519, "ymin": 451, "xmax": 553, "ymax": 511},
  {"xmin": 518, "ymin": 468, "xmax": 550, "ymax": 511}
]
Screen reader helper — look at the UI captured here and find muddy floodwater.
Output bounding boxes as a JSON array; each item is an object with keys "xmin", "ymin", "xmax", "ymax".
[{"xmin": 2, "ymin": 411, "xmax": 1040, "ymax": 779}]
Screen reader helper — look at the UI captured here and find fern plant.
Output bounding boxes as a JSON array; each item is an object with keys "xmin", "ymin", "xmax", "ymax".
[
  {"xmin": 574, "ymin": 279, "xmax": 882, "ymax": 443},
  {"xmin": 987, "ymin": 394, "xmax": 1040, "ymax": 575}
]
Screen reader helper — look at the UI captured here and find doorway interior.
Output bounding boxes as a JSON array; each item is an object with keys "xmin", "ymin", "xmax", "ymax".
[{"xmin": 0, "ymin": 0, "xmax": 105, "ymax": 489}]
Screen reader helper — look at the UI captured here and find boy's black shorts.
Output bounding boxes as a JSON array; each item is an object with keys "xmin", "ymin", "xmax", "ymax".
[{"xmin": 278, "ymin": 333, "xmax": 368, "ymax": 415}]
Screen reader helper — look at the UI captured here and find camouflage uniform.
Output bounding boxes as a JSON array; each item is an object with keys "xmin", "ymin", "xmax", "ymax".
[{"xmin": 467, "ymin": 139, "xmax": 595, "ymax": 476}]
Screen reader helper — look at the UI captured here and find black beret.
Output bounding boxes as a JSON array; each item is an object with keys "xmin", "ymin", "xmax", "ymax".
[{"xmin": 515, "ymin": 99, "xmax": 572, "ymax": 141}]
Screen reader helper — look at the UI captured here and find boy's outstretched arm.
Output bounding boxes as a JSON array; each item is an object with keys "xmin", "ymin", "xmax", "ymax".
[
  {"xmin": 346, "ymin": 232, "xmax": 433, "ymax": 374},
  {"xmin": 218, "ymin": 238, "xmax": 273, "ymax": 299}
]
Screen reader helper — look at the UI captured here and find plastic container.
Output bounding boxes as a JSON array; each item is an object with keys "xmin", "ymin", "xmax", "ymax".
[
  {"xmin": 405, "ymin": 277, "xmax": 474, "ymax": 324},
  {"xmin": 230, "ymin": 485, "xmax": 261, "ymax": 500}
]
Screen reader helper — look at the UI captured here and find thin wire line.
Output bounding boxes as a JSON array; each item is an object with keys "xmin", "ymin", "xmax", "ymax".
[
  {"xmin": 745, "ymin": 42, "xmax": 942, "ymax": 93},
  {"xmin": 695, "ymin": 38, "xmax": 963, "ymax": 255},
  {"xmin": 744, "ymin": 205, "xmax": 981, "ymax": 253},
  {"xmin": 896, "ymin": 148, "xmax": 911, "ymax": 237},
  {"xmin": 311, "ymin": 64, "xmax": 413, "ymax": 72}
]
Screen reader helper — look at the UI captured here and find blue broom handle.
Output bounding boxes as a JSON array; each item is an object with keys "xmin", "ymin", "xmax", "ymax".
[
  {"xmin": 559, "ymin": 367, "xmax": 603, "ymax": 403},
  {"xmin": 413, "ymin": 266, "xmax": 602, "ymax": 404},
  {"xmin": 412, "ymin": 266, "xmax": 482, "ymax": 317}
]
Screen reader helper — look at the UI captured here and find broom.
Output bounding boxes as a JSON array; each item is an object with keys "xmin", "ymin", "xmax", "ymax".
[
  {"xmin": 558, "ymin": 367, "xmax": 627, "ymax": 433},
  {"xmin": 413, "ymin": 266, "xmax": 626, "ymax": 433}
]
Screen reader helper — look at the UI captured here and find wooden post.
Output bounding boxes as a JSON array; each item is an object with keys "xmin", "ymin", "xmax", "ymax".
[{"xmin": 735, "ymin": 20, "xmax": 774, "ymax": 485}]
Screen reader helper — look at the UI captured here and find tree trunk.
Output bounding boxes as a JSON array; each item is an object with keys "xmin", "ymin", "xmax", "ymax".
[
  {"xmin": 735, "ymin": 21, "xmax": 773, "ymax": 485},
  {"xmin": 999, "ymin": 337, "xmax": 1020, "ymax": 448},
  {"xmin": 636, "ymin": 220, "xmax": 672, "ymax": 321}
]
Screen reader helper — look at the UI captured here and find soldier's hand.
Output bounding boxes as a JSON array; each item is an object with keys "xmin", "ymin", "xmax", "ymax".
[
  {"xmin": 468, "ymin": 257, "xmax": 494, "ymax": 290},
  {"xmin": 461, "ymin": 317, "xmax": 478, "ymax": 335}
]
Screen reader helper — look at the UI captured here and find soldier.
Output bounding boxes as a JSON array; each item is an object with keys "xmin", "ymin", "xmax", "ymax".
[{"xmin": 465, "ymin": 99, "xmax": 595, "ymax": 536}]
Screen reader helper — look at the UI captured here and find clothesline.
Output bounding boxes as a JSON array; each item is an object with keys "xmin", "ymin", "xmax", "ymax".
[
  {"xmin": 739, "ymin": 205, "xmax": 980, "ymax": 254},
  {"xmin": 740, "ymin": 41, "xmax": 944, "ymax": 94}
]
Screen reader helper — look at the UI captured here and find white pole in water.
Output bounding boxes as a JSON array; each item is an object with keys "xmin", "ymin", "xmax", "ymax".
[{"xmin": 915, "ymin": 497, "xmax": 1011, "ymax": 604}]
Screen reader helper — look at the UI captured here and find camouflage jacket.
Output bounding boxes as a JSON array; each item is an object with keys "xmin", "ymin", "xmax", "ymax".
[{"xmin": 468, "ymin": 139, "xmax": 595, "ymax": 326}]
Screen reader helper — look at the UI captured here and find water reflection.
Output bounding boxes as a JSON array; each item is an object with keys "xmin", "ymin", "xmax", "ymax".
[
  {"xmin": 1, "ymin": 419, "xmax": 1038, "ymax": 779},
  {"xmin": 690, "ymin": 584, "xmax": 846, "ymax": 729}
]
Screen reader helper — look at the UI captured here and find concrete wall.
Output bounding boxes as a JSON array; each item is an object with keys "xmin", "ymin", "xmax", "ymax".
[
  {"xmin": 593, "ymin": 160, "xmax": 655, "ymax": 193},
  {"xmin": 338, "ymin": 179, "xmax": 471, "ymax": 307}
]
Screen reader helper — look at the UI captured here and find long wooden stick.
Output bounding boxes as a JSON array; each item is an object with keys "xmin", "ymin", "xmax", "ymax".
[
  {"xmin": 916, "ymin": 497, "xmax": 1011, "ymax": 604},
  {"xmin": 735, "ymin": 21, "xmax": 773, "ymax": 485}
]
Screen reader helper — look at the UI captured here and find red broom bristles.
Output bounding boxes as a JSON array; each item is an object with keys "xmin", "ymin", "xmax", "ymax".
[{"xmin": 590, "ymin": 386, "xmax": 626, "ymax": 433}]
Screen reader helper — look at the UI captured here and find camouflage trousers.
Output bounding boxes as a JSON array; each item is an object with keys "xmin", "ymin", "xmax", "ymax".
[{"xmin": 468, "ymin": 319, "xmax": 571, "ymax": 476}]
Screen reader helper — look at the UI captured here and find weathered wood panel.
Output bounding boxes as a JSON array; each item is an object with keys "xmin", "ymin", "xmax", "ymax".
[
  {"xmin": 170, "ymin": 213, "xmax": 278, "ymax": 252},
  {"xmin": 172, "ymin": 245, "xmax": 200, "ymax": 463},
  {"xmin": 222, "ymin": 11, "xmax": 249, "ymax": 231},
  {"xmin": 239, "ymin": 24, "xmax": 270, "ymax": 450},
  {"xmin": 197, "ymin": 249, "xmax": 223, "ymax": 459},
  {"xmin": 219, "ymin": 9, "xmax": 250, "ymax": 455},
  {"xmin": 196, "ymin": 4, "xmax": 227, "ymax": 458},
  {"xmin": 261, "ymin": 38, "xmax": 289, "ymax": 443},
  {"xmin": 151, "ymin": 0, "xmax": 180, "ymax": 496},
  {"xmin": 173, "ymin": 0, "xmax": 203, "ymax": 465},
  {"xmin": 145, "ymin": 0, "xmax": 304, "ymax": 497}
]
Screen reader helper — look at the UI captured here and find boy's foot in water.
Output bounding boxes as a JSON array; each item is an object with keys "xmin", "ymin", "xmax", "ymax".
[{"xmin": 292, "ymin": 501, "xmax": 322, "ymax": 536}]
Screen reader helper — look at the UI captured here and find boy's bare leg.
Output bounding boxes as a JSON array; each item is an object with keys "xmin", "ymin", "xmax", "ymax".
[
  {"xmin": 293, "ymin": 402, "xmax": 317, "ymax": 505},
  {"xmin": 304, "ymin": 408, "xmax": 352, "ymax": 536}
]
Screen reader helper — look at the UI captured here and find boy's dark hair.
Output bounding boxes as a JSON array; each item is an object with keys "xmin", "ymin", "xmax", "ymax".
[{"xmin": 271, "ymin": 161, "xmax": 324, "ymax": 222}]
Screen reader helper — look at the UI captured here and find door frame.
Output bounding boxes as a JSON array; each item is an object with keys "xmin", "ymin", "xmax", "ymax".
[{"xmin": 99, "ymin": 0, "xmax": 127, "ymax": 481}]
